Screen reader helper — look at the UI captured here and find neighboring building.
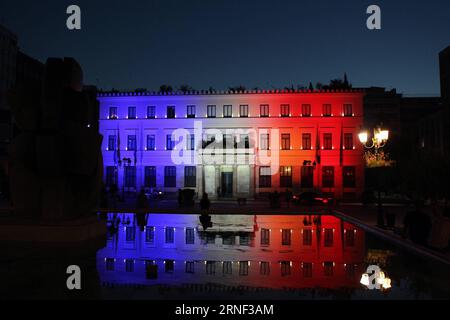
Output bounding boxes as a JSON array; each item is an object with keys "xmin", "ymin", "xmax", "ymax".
[
  {"xmin": 15, "ymin": 50, "xmax": 44, "ymax": 88},
  {"xmin": 98, "ymin": 214, "xmax": 365, "ymax": 291},
  {"xmin": 0, "ymin": 24, "xmax": 18, "ymax": 164},
  {"xmin": 440, "ymin": 46, "xmax": 450, "ymax": 105},
  {"xmin": 98, "ymin": 90, "xmax": 365, "ymax": 200}
]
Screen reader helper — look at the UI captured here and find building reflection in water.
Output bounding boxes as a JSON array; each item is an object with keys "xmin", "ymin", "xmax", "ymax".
[{"xmin": 97, "ymin": 214, "xmax": 365, "ymax": 291}]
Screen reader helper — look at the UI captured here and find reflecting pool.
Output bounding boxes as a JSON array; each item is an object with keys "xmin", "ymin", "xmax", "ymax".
[
  {"xmin": 95, "ymin": 213, "xmax": 450, "ymax": 300},
  {"xmin": 1, "ymin": 213, "xmax": 449, "ymax": 299}
]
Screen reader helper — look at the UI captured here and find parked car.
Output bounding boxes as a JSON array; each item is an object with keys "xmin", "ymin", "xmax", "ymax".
[
  {"xmin": 145, "ymin": 189, "xmax": 164, "ymax": 200},
  {"xmin": 292, "ymin": 192, "xmax": 333, "ymax": 205}
]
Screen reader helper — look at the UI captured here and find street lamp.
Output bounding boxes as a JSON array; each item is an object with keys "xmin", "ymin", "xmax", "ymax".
[
  {"xmin": 359, "ymin": 126, "xmax": 389, "ymax": 161},
  {"xmin": 358, "ymin": 125, "xmax": 390, "ymax": 228}
]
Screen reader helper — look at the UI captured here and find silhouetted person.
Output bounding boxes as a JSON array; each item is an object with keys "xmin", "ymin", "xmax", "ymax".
[
  {"xmin": 285, "ymin": 189, "xmax": 292, "ymax": 208},
  {"xmin": 273, "ymin": 191, "xmax": 280, "ymax": 208},
  {"xmin": 136, "ymin": 188, "xmax": 149, "ymax": 210},
  {"xmin": 110, "ymin": 183, "xmax": 118, "ymax": 208},
  {"xmin": 403, "ymin": 202, "xmax": 432, "ymax": 246},
  {"xmin": 200, "ymin": 192, "xmax": 211, "ymax": 213}
]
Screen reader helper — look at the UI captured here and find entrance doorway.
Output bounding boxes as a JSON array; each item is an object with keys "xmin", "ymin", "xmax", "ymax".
[{"xmin": 221, "ymin": 172, "xmax": 233, "ymax": 197}]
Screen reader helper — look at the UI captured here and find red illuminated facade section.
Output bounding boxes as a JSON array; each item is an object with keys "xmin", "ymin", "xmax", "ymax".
[{"xmin": 99, "ymin": 90, "xmax": 365, "ymax": 199}]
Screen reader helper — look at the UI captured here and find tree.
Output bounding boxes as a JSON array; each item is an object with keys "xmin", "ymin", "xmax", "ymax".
[
  {"xmin": 228, "ymin": 85, "xmax": 246, "ymax": 93},
  {"xmin": 179, "ymin": 84, "xmax": 194, "ymax": 93},
  {"xmin": 159, "ymin": 84, "xmax": 173, "ymax": 93}
]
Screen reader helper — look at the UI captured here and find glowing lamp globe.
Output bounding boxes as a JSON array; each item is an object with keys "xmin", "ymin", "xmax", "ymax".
[
  {"xmin": 360, "ymin": 273, "xmax": 370, "ymax": 286},
  {"xmin": 358, "ymin": 132, "xmax": 368, "ymax": 144}
]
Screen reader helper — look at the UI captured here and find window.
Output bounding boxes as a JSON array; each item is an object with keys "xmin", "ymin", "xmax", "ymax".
[
  {"xmin": 239, "ymin": 105, "xmax": 249, "ymax": 117},
  {"xmin": 124, "ymin": 166, "xmax": 136, "ymax": 188},
  {"xmin": 185, "ymin": 227, "xmax": 195, "ymax": 244},
  {"xmin": 303, "ymin": 229, "xmax": 312, "ymax": 246},
  {"xmin": 344, "ymin": 133, "xmax": 353, "ymax": 150},
  {"xmin": 281, "ymin": 229, "xmax": 291, "ymax": 246},
  {"xmin": 185, "ymin": 261, "xmax": 195, "ymax": 274},
  {"xmin": 222, "ymin": 236, "xmax": 234, "ymax": 245},
  {"xmin": 260, "ymin": 104, "xmax": 269, "ymax": 117},
  {"xmin": 106, "ymin": 166, "xmax": 117, "ymax": 187},
  {"xmin": 240, "ymin": 234, "xmax": 250, "ymax": 246},
  {"xmin": 146, "ymin": 135, "xmax": 156, "ymax": 151},
  {"xmin": 147, "ymin": 106, "xmax": 156, "ymax": 119},
  {"xmin": 223, "ymin": 134, "xmax": 232, "ymax": 149},
  {"xmin": 302, "ymin": 133, "xmax": 311, "ymax": 150},
  {"xmin": 127, "ymin": 135, "xmax": 137, "ymax": 151},
  {"xmin": 187, "ymin": 105, "xmax": 196, "ymax": 118},
  {"xmin": 105, "ymin": 258, "xmax": 115, "ymax": 271},
  {"xmin": 260, "ymin": 262, "xmax": 270, "ymax": 275},
  {"xmin": 184, "ymin": 166, "xmax": 196, "ymax": 188},
  {"xmin": 165, "ymin": 227, "xmax": 175, "ymax": 243},
  {"xmin": 324, "ymin": 229, "xmax": 334, "ymax": 247},
  {"xmin": 281, "ymin": 261, "xmax": 291, "ymax": 277},
  {"xmin": 206, "ymin": 261, "xmax": 216, "ymax": 275},
  {"xmin": 343, "ymin": 166, "xmax": 356, "ymax": 188},
  {"xmin": 108, "ymin": 135, "xmax": 116, "ymax": 151},
  {"xmin": 323, "ymin": 133, "xmax": 332, "ymax": 150},
  {"xmin": 207, "ymin": 105, "xmax": 216, "ymax": 118},
  {"xmin": 109, "ymin": 107, "xmax": 118, "ymax": 119},
  {"xmin": 203, "ymin": 134, "xmax": 216, "ymax": 149},
  {"xmin": 166, "ymin": 135, "xmax": 175, "ymax": 150},
  {"xmin": 164, "ymin": 166, "xmax": 176, "ymax": 188},
  {"xmin": 223, "ymin": 261, "xmax": 232, "ymax": 275},
  {"xmin": 126, "ymin": 227, "xmax": 136, "ymax": 242},
  {"xmin": 239, "ymin": 134, "xmax": 250, "ymax": 149},
  {"xmin": 128, "ymin": 106, "xmax": 136, "ymax": 119},
  {"xmin": 302, "ymin": 104, "xmax": 311, "ymax": 117},
  {"xmin": 280, "ymin": 104, "xmax": 290, "ymax": 117},
  {"xmin": 239, "ymin": 261, "xmax": 249, "ymax": 276},
  {"xmin": 167, "ymin": 106, "xmax": 176, "ymax": 118},
  {"xmin": 281, "ymin": 134, "xmax": 291, "ymax": 150},
  {"xmin": 324, "ymin": 262, "xmax": 334, "ymax": 276},
  {"xmin": 280, "ymin": 166, "xmax": 292, "ymax": 188},
  {"xmin": 261, "ymin": 228, "xmax": 270, "ymax": 245},
  {"xmin": 144, "ymin": 166, "xmax": 156, "ymax": 188},
  {"xmin": 343, "ymin": 104, "xmax": 353, "ymax": 117},
  {"xmin": 125, "ymin": 259, "xmax": 134, "ymax": 272},
  {"xmin": 302, "ymin": 262, "xmax": 313, "ymax": 278},
  {"xmin": 187, "ymin": 134, "xmax": 195, "ymax": 151},
  {"xmin": 223, "ymin": 105, "xmax": 232, "ymax": 118},
  {"xmin": 260, "ymin": 133, "xmax": 270, "ymax": 150},
  {"xmin": 145, "ymin": 226, "xmax": 155, "ymax": 244},
  {"xmin": 165, "ymin": 260, "xmax": 174, "ymax": 273},
  {"xmin": 259, "ymin": 167, "xmax": 272, "ymax": 188},
  {"xmin": 345, "ymin": 229, "xmax": 355, "ymax": 247},
  {"xmin": 322, "ymin": 166, "xmax": 335, "ymax": 188},
  {"xmin": 301, "ymin": 166, "xmax": 314, "ymax": 188},
  {"xmin": 323, "ymin": 104, "xmax": 332, "ymax": 117}
]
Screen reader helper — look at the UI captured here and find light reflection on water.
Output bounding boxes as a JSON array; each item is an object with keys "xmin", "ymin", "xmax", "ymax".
[{"xmin": 97, "ymin": 213, "xmax": 448, "ymax": 299}]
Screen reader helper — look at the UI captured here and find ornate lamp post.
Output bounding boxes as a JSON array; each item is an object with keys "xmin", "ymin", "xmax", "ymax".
[
  {"xmin": 358, "ymin": 127, "xmax": 389, "ymax": 161},
  {"xmin": 359, "ymin": 126, "xmax": 390, "ymax": 228}
]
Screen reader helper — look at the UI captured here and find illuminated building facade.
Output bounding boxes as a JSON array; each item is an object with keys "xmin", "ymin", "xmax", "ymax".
[
  {"xmin": 98, "ymin": 90, "xmax": 365, "ymax": 199},
  {"xmin": 97, "ymin": 214, "xmax": 365, "ymax": 291}
]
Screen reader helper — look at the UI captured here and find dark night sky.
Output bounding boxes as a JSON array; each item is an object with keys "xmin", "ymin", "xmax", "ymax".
[{"xmin": 1, "ymin": 0, "xmax": 449, "ymax": 95}]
